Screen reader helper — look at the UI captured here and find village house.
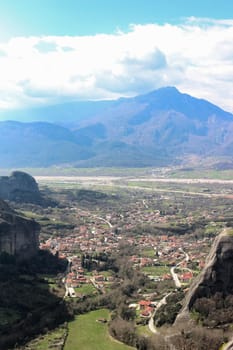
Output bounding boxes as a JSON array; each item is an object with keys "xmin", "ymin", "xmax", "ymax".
[
  {"xmin": 180, "ymin": 271, "xmax": 193, "ymax": 282},
  {"xmin": 138, "ymin": 300, "xmax": 154, "ymax": 317}
]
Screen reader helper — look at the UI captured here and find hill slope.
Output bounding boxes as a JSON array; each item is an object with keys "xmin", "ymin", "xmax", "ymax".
[
  {"xmin": 0, "ymin": 87, "xmax": 233, "ymax": 167},
  {"xmin": 0, "ymin": 121, "xmax": 94, "ymax": 167}
]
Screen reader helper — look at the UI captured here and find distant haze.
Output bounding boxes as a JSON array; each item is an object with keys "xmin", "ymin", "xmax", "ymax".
[{"xmin": 0, "ymin": 87, "xmax": 232, "ymax": 168}]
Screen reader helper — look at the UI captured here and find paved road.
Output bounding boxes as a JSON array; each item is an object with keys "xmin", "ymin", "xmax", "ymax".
[
  {"xmin": 180, "ymin": 248, "xmax": 189, "ymax": 262},
  {"xmin": 64, "ymin": 283, "xmax": 69, "ymax": 298},
  {"xmin": 90, "ymin": 277, "xmax": 105, "ymax": 294},
  {"xmin": 170, "ymin": 266, "xmax": 181, "ymax": 288},
  {"xmin": 148, "ymin": 292, "xmax": 172, "ymax": 334},
  {"xmin": 170, "ymin": 249, "xmax": 190, "ymax": 288},
  {"xmin": 63, "ymin": 258, "xmax": 73, "ymax": 298},
  {"xmin": 68, "ymin": 287, "xmax": 76, "ymax": 297},
  {"xmin": 95, "ymin": 216, "xmax": 113, "ymax": 228},
  {"xmin": 130, "ymin": 178, "xmax": 233, "ymax": 185}
]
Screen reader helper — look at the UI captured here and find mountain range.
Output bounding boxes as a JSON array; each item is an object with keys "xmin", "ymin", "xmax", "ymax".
[{"xmin": 0, "ymin": 87, "xmax": 233, "ymax": 167}]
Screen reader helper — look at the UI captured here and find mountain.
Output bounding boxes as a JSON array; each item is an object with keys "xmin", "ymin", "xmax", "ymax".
[
  {"xmin": 0, "ymin": 87, "xmax": 233, "ymax": 167},
  {"xmin": 0, "ymin": 99, "xmax": 117, "ymax": 125},
  {"xmin": 0, "ymin": 121, "xmax": 94, "ymax": 167}
]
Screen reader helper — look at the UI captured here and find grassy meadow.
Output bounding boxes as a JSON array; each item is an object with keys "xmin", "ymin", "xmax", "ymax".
[{"xmin": 64, "ymin": 309, "xmax": 134, "ymax": 350}]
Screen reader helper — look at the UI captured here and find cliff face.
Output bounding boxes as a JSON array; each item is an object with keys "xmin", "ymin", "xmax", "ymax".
[
  {"xmin": 176, "ymin": 229, "xmax": 233, "ymax": 323},
  {"xmin": 0, "ymin": 171, "xmax": 43, "ymax": 204},
  {"xmin": 0, "ymin": 199, "xmax": 39, "ymax": 260}
]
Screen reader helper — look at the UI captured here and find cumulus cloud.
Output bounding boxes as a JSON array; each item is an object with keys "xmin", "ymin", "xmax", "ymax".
[
  {"xmin": 35, "ymin": 40, "xmax": 58, "ymax": 53},
  {"xmin": 0, "ymin": 18, "xmax": 232, "ymax": 111},
  {"xmin": 121, "ymin": 48, "xmax": 167, "ymax": 70}
]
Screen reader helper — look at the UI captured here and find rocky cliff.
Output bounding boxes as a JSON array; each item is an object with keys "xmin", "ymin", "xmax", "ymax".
[
  {"xmin": 0, "ymin": 199, "xmax": 39, "ymax": 260},
  {"xmin": 176, "ymin": 229, "xmax": 233, "ymax": 324},
  {"xmin": 0, "ymin": 171, "xmax": 43, "ymax": 204}
]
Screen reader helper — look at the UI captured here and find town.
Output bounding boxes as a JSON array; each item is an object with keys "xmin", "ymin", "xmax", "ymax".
[
  {"xmin": 37, "ymin": 183, "xmax": 218, "ymax": 319},
  {"xmin": 15, "ymin": 175, "xmax": 233, "ymax": 350}
]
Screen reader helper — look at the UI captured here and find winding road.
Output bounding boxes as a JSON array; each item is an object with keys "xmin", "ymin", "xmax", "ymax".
[
  {"xmin": 170, "ymin": 265, "xmax": 181, "ymax": 288},
  {"xmin": 170, "ymin": 249, "xmax": 190, "ymax": 288},
  {"xmin": 148, "ymin": 292, "xmax": 172, "ymax": 334},
  {"xmin": 94, "ymin": 215, "xmax": 113, "ymax": 228},
  {"xmin": 148, "ymin": 249, "xmax": 191, "ymax": 334}
]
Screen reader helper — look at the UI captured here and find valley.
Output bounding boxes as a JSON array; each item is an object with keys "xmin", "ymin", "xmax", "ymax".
[
  {"xmin": 1, "ymin": 87, "xmax": 233, "ymax": 168},
  {"xmin": 12, "ymin": 170, "xmax": 233, "ymax": 350},
  {"xmin": 0, "ymin": 2, "xmax": 232, "ymax": 349}
]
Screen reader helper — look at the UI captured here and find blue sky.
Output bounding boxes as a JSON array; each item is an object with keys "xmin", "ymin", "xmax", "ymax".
[
  {"xmin": 0, "ymin": 1, "xmax": 232, "ymax": 112},
  {"xmin": 1, "ymin": 0, "xmax": 233, "ymax": 38}
]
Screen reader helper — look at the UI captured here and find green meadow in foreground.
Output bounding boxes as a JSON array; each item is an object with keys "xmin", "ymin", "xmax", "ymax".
[{"xmin": 64, "ymin": 309, "xmax": 134, "ymax": 350}]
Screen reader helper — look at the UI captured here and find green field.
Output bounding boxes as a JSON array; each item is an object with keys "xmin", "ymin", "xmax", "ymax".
[
  {"xmin": 168, "ymin": 168, "xmax": 233, "ymax": 180},
  {"xmin": 75, "ymin": 283, "xmax": 97, "ymax": 296},
  {"xmin": 141, "ymin": 265, "xmax": 170, "ymax": 276},
  {"xmin": 140, "ymin": 248, "xmax": 156, "ymax": 258},
  {"xmin": 19, "ymin": 210, "xmax": 43, "ymax": 219},
  {"xmin": 2, "ymin": 165, "xmax": 233, "ymax": 180},
  {"xmin": 0, "ymin": 167, "xmax": 151, "ymax": 177},
  {"xmin": 64, "ymin": 309, "xmax": 134, "ymax": 350},
  {"xmin": 137, "ymin": 325, "xmax": 152, "ymax": 337}
]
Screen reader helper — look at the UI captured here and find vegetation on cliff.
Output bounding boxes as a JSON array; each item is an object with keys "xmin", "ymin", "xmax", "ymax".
[{"xmin": 0, "ymin": 250, "xmax": 71, "ymax": 349}]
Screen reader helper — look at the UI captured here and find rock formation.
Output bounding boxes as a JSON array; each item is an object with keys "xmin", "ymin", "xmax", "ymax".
[
  {"xmin": 0, "ymin": 171, "xmax": 43, "ymax": 204},
  {"xmin": 176, "ymin": 229, "xmax": 233, "ymax": 324},
  {"xmin": 0, "ymin": 199, "xmax": 40, "ymax": 260}
]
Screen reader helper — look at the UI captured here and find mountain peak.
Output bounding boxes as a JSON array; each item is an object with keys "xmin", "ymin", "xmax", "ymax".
[
  {"xmin": 155, "ymin": 86, "xmax": 179, "ymax": 93},
  {"xmin": 134, "ymin": 86, "xmax": 233, "ymax": 122},
  {"xmin": 0, "ymin": 88, "xmax": 232, "ymax": 167},
  {"xmin": 137, "ymin": 86, "xmax": 179, "ymax": 100}
]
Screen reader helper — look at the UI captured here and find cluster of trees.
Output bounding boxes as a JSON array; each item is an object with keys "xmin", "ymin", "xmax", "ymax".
[
  {"xmin": 81, "ymin": 252, "xmax": 116, "ymax": 272},
  {"xmin": 109, "ymin": 318, "xmax": 227, "ymax": 350},
  {"xmin": 109, "ymin": 318, "xmax": 156, "ymax": 350},
  {"xmin": 167, "ymin": 327, "xmax": 226, "ymax": 350},
  {"xmin": 193, "ymin": 292, "xmax": 233, "ymax": 327},
  {"xmin": 154, "ymin": 291, "xmax": 184, "ymax": 327}
]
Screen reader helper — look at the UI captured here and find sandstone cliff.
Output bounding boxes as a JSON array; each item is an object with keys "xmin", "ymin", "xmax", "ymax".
[
  {"xmin": 0, "ymin": 171, "xmax": 43, "ymax": 204},
  {"xmin": 0, "ymin": 199, "xmax": 39, "ymax": 260},
  {"xmin": 176, "ymin": 229, "xmax": 233, "ymax": 324}
]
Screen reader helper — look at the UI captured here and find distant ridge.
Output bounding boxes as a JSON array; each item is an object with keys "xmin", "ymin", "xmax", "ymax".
[{"xmin": 0, "ymin": 87, "xmax": 232, "ymax": 167}]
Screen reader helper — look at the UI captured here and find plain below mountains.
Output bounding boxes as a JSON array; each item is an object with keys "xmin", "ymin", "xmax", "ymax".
[{"xmin": 0, "ymin": 87, "xmax": 233, "ymax": 167}]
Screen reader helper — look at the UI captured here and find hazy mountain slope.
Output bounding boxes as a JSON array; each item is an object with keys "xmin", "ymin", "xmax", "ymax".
[
  {"xmin": 73, "ymin": 87, "xmax": 233, "ymax": 158},
  {"xmin": 0, "ymin": 100, "xmax": 117, "ymax": 125},
  {"xmin": 0, "ymin": 87, "xmax": 232, "ymax": 167},
  {"xmin": 0, "ymin": 121, "xmax": 94, "ymax": 167}
]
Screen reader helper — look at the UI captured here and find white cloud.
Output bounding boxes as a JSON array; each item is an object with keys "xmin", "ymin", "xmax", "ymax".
[{"xmin": 0, "ymin": 18, "xmax": 232, "ymax": 112}]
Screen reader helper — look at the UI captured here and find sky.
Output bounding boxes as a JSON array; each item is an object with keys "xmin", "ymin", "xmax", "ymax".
[{"xmin": 0, "ymin": 0, "xmax": 233, "ymax": 112}]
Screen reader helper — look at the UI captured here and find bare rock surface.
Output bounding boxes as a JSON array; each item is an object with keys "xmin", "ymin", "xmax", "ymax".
[
  {"xmin": 0, "ymin": 199, "xmax": 39, "ymax": 259},
  {"xmin": 176, "ymin": 229, "xmax": 233, "ymax": 324},
  {"xmin": 0, "ymin": 171, "xmax": 43, "ymax": 204}
]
